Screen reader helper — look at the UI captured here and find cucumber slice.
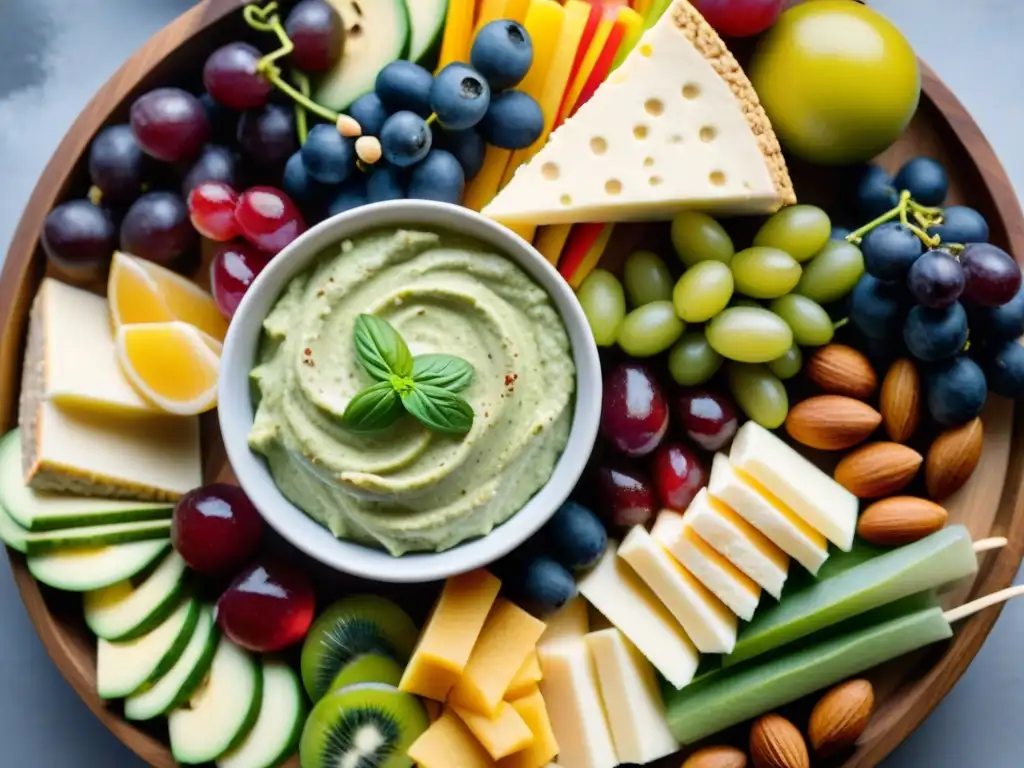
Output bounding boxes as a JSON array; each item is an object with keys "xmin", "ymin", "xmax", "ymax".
[
  {"xmin": 169, "ymin": 638, "xmax": 263, "ymax": 764},
  {"xmin": 28, "ymin": 539, "xmax": 170, "ymax": 592},
  {"xmin": 407, "ymin": 0, "xmax": 448, "ymax": 67},
  {"xmin": 97, "ymin": 596, "xmax": 199, "ymax": 699},
  {"xmin": 23, "ymin": 519, "xmax": 172, "ymax": 555},
  {"xmin": 124, "ymin": 605, "xmax": 219, "ymax": 721},
  {"xmin": 0, "ymin": 430, "xmax": 172, "ymax": 531},
  {"xmin": 315, "ymin": 0, "xmax": 411, "ymax": 111},
  {"xmin": 0, "ymin": 501, "xmax": 28, "ymax": 553},
  {"xmin": 217, "ymin": 660, "xmax": 305, "ymax": 768},
  {"xmin": 84, "ymin": 551, "xmax": 189, "ymax": 641}
]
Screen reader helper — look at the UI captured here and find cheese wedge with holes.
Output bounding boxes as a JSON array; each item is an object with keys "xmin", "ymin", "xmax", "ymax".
[{"xmin": 482, "ymin": 0, "xmax": 795, "ymax": 225}]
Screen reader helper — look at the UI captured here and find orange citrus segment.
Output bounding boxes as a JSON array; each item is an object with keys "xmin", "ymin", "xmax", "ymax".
[{"xmin": 116, "ymin": 322, "xmax": 221, "ymax": 416}]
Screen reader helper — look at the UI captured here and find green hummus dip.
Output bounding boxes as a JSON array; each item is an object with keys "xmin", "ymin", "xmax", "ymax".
[{"xmin": 248, "ymin": 229, "xmax": 575, "ymax": 556}]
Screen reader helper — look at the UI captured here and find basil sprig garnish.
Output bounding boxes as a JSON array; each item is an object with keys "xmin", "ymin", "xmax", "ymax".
[{"xmin": 341, "ymin": 314, "xmax": 475, "ymax": 435}]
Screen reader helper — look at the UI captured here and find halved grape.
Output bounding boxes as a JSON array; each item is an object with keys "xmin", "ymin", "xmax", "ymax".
[
  {"xmin": 672, "ymin": 262, "xmax": 734, "ymax": 323},
  {"xmin": 731, "ymin": 247, "xmax": 802, "ymax": 299},
  {"xmin": 726, "ymin": 363, "xmax": 789, "ymax": 429},
  {"xmin": 577, "ymin": 269, "xmax": 626, "ymax": 347},
  {"xmin": 671, "ymin": 211, "xmax": 734, "ymax": 267},
  {"xmin": 623, "ymin": 250, "xmax": 673, "ymax": 307},
  {"xmin": 795, "ymin": 239, "xmax": 865, "ymax": 304},
  {"xmin": 617, "ymin": 301, "xmax": 685, "ymax": 358},
  {"xmin": 705, "ymin": 307, "xmax": 793, "ymax": 363},
  {"xmin": 768, "ymin": 345, "xmax": 803, "ymax": 380},
  {"xmin": 668, "ymin": 333, "xmax": 723, "ymax": 386},
  {"xmin": 753, "ymin": 204, "xmax": 831, "ymax": 262},
  {"xmin": 769, "ymin": 294, "xmax": 834, "ymax": 347}
]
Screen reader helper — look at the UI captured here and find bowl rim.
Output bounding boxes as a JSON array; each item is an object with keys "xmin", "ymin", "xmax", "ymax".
[{"xmin": 218, "ymin": 199, "xmax": 602, "ymax": 583}]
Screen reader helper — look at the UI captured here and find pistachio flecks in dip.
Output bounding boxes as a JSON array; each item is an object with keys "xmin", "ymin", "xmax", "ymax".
[{"xmin": 248, "ymin": 229, "xmax": 576, "ymax": 556}]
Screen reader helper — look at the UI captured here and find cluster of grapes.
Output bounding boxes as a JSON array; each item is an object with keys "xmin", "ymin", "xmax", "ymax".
[{"xmin": 848, "ymin": 157, "xmax": 1024, "ymax": 427}]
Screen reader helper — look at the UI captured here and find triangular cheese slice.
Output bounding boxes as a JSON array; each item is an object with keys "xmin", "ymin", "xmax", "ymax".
[{"xmin": 482, "ymin": 0, "xmax": 796, "ymax": 226}]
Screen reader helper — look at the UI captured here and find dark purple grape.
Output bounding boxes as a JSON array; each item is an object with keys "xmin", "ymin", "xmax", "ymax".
[
  {"xmin": 926, "ymin": 356, "xmax": 987, "ymax": 427},
  {"xmin": 903, "ymin": 302, "xmax": 968, "ymax": 362},
  {"xmin": 906, "ymin": 248, "xmax": 964, "ymax": 308},
  {"xmin": 42, "ymin": 200, "xmax": 117, "ymax": 277},
  {"xmin": 181, "ymin": 144, "xmax": 241, "ymax": 197},
  {"xmin": 88, "ymin": 124, "xmax": 148, "ymax": 203},
  {"xmin": 855, "ymin": 164, "xmax": 899, "ymax": 220},
  {"xmin": 961, "ymin": 243, "xmax": 1022, "ymax": 307},
  {"xmin": 861, "ymin": 222, "xmax": 924, "ymax": 281},
  {"xmin": 130, "ymin": 87, "xmax": 210, "ymax": 163},
  {"xmin": 119, "ymin": 191, "xmax": 197, "ymax": 268},
  {"xmin": 969, "ymin": 285, "xmax": 1024, "ymax": 342},
  {"xmin": 237, "ymin": 103, "xmax": 298, "ymax": 175},
  {"xmin": 285, "ymin": 0, "xmax": 344, "ymax": 73},
  {"xmin": 979, "ymin": 341, "xmax": 1024, "ymax": 399},
  {"xmin": 893, "ymin": 156, "xmax": 948, "ymax": 206},
  {"xmin": 203, "ymin": 43, "xmax": 272, "ymax": 111},
  {"xmin": 199, "ymin": 92, "xmax": 238, "ymax": 144},
  {"xmin": 927, "ymin": 205, "xmax": 989, "ymax": 245}
]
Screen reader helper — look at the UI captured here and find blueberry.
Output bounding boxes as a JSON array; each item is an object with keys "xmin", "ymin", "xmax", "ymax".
[
  {"xmin": 855, "ymin": 164, "xmax": 899, "ymax": 220},
  {"xmin": 375, "ymin": 60, "xmax": 434, "ymax": 117},
  {"xmin": 850, "ymin": 274, "xmax": 908, "ymax": 340},
  {"xmin": 903, "ymin": 302, "xmax": 968, "ymax": 362},
  {"xmin": 436, "ymin": 128, "xmax": 486, "ymax": 181},
  {"xmin": 379, "ymin": 111, "xmax": 432, "ymax": 167},
  {"xmin": 477, "ymin": 90, "xmax": 545, "ymax": 150},
  {"xmin": 926, "ymin": 355, "xmax": 987, "ymax": 427},
  {"xmin": 408, "ymin": 150, "xmax": 465, "ymax": 205},
  {"xmin": 327, "ymin": 180, "xmax": 367, "ymax": 216},
  {"xmin": 861, "ymin": 222, "xmax": 924, "ymax": 281},
  {"xmin": 979, "ymin": 341, "xmax": 1024, "ymax": 399},
  {"xmin": 430, "ymin": 63, "xmax": 491, "ymax": 131},
  {"xmin": 927, "ymin": 205, "xmax": 989, "ymax": 244},
  {"xmin": 300, "ymin": 123, "xmax": 355, "ymax": 184},
  {"xmin": 283, "ymin": 150, "xmax": 331, "ymax": 204},
  {"xmin": 969, "ymin": 285, "xmax": 1024, "ymax": 341},
  {"xmin": 543, "ymin": 501, "xmax": 607, "ymax": 571},
  {"xmin": 366, "ymin": 164, "xmax": 406, "ymax": 202},
  {"xmin": 894, "ymin": 156, "xmax": 948, "ymax": 207},
  {"xmin": 347, "ymin": 92, "xmax": 390, "ymax": 137},
  {"xmin": 830, "ymin": 226, "xmax": 852, "ymax": 241},
  {"xmin": 470, "ymin": 20, "xmax": 534, "ymax": 91},
  {"xmin": 517, "ymin": 554, "xmax": 577, "ymax": 615}
]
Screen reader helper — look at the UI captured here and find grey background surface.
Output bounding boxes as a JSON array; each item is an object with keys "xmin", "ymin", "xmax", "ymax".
[{"xmin": 0, "ymin": 0, "xmax": 1020, "ymax": 765}]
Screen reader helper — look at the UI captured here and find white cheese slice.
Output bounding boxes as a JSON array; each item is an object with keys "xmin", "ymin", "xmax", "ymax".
[
  {"xmin": 707, "ymin": 453, "xmax": 829, "ymax": 574},
  {"xmin": 482, "ymin": 0, "xmax": 794, "ymax": 226},
  {"xmin": 651, "ymin": 510, "xmax": 760, "ymax": 621},
  {"xmin": 539, "ymin": 595, "xmax": 589, "ymax": 649},
  {"xmin": 537, "ymin": 639, "xmax": 617, "ymax": 768},
  {"xmin": 729, "ymin": 421, "xmax": 858, "ymax": 551},
  {"xmin": 577, "ymin": 543, "xmax": 699, "ymax": 689},
  {"xmin": 684, "ymin": 487, "xmax": 789, "ymax": 599},
  {"xmin": 585, "ymin": 628, "xmax": 680, "ymax": 765},
  {"xmin": 618, "ymin": 525, "xmax": 736, "ymax": 654}
]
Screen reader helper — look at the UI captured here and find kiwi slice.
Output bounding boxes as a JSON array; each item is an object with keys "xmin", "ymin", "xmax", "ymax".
[
  {"xmin": 301, "ymin": 596, "xmax": 419, "ymax": 701},
  {"xmin": 329, "ymin": 653, "xmax": 404, "ymax": 695},
  {"xmin": 299, "ymin": 683, "xmax": 428, "ymax": 768}
]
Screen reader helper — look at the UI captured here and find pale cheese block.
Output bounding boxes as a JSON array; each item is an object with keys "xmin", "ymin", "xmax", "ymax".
[
  {"xmin": 482, "ymin": 0, "xmax": 795, "ymax": 226},
  {"xmin": 538, "ymin": 596, "xmax": 589, "ymax": 649},
  {"xmin": 730, "ymin": 421, "xmax": 858, "ymax": 551},
  {"xmin": 684, "ymin": 487, "xmax": 789, "ymax": 599},
  {"xmin": 707, "ymin": 453, "xmax": 829, "ymax": 574}
]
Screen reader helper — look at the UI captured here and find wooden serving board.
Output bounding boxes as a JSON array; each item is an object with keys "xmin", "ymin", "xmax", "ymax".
[{"xmin": 1, "ymin": 1, "xmax": 1023, "ymax": 766}]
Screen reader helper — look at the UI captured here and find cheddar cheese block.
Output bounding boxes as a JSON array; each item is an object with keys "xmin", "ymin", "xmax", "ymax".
[{"xmin": 497, "ymin": 689, "xmax": 559, "ymax": 768}]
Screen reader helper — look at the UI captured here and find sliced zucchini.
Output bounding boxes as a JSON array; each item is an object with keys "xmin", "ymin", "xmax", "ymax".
[
  {"xmin": 84, "ymin": 550, "xmax": 189, "ymax": 641},
  {"xmin": 407, "ymin": 0, "xmax": 448, "ymax": 67},
  {"xmin": 23, "ymin": 519, "xmax": 171, "ymax": 555},
  {"xmin": 217, "ymin": 660, "xmax": 306, "ymax": 768},
  {"xmin": 96, "ymin": 596, "xmax": 199, "ymax": 699},
  {"xmin": 28, "ymin": 539, "xmax": 170, "ymax": 592},
  {"xmin": 0, "ymin": 501, "xmax": 28, "ymax": 553},
  {"xmin": 124, "ymin": 605, "xmax": 219, "ymax": 721}
]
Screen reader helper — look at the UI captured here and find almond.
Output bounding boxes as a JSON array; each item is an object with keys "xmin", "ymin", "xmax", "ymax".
[
  {"xmin": 749, "ymin": 713, "xmax": 810, "ymax": 768},
  {"xmin": 785, "ymin": 395, "xmax": 882, "ymax": 450},
  {"xmin": 926, "ymin": 417, "xmax": 983, "ymax": 501},
  {"xmin": 834, "ymin": 442, "xmax": 922, "ymax": 498},
  {"xmin": 808, "ymin": 679, "xmax": 875, "ymax": 758},
  {"xmin": 857, "ymin": 496, "xmax": 948, "ymax": 546},
  {"xmin": 806, "ymin": 344, "xmax": 878, "ymax": 400},
  {"xmin": 880, "ymin": 358, "xmax": 921, "ymax": 443},
  {"xmin": 683, "ymin": 745, "xmax": 749, "ymax": 768}
]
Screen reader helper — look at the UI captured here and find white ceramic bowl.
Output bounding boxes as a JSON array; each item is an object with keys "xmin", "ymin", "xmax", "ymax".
[{"xmin": 219, "ymin": 200, "xmax": 602, "ymax": 583}]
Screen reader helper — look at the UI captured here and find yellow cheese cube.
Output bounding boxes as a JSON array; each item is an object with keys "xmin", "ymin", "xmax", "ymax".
[
  {"xmin": 408, "ymin": 710, "xmax": 496, "ymax": 768},
  {"xmin": 452, "ymin": 701, "xmax": 535, "ymax": 760},
  {"xmin": 449, "ymin": 599, "xmax": 547, "ymax": 717},
  {"xmin": 498, "ymin": 689, "xmax": 560, "ymax": 768},
  {"xmin": 506, "ymin": 652, "xmax": 543, "ymax": 700},
  {"xmin": 399, "ymin": 569, "xmax": 501, "ymax": 701}
]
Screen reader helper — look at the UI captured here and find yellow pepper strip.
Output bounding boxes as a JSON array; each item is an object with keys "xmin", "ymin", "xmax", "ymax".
[
  {"xmin": 612, "ymin": 6, "xmax": 645, "ymax": 70},
  {"xmin": 437, "ymin": 0, "xmax": 476, "ymax": 72},
  {"xmin": 557, "ymin": 16, "xmax": 614, "ymax": 126},
  {"xmin": 534, "ymin": 224, "xmax": 573, "ymax": 267},
  {"xmin": 567, "ymin": 224, "xmax": 615, "ymax": 289},
  {"xmin": 475, "ymin": 0, "xmax": 508, "ymax": 34}
]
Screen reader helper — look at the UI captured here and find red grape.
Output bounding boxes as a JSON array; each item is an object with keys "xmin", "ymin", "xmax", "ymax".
[
  {"xmin": 171, "ymin": 484, "xmax": 263, "ymax": 575},
  {"xmin": 691, "ymin": 0, "xmax": 783, "ymax": 38},
  {"xmin": 285, "ymin": 0, "xmax": 345, "ymax": 73},
  {"xmin": 211, "ymin": 242, "xmax": 272, "ymax": 318},
  {"xmin": 215, "ymin": 559, "xmax": 316, "ymax": 652},
  {"xmin": 88, "ymin": 124, "xmax": 148, "ymax": 203},
  {"xmin": 203, "ymin": 43, "xmax": 272, "ymax": 111},
  {"xmin": 119, "ymin": 191, "xmax": 197, "ymax": 268},
  {"xmin": 42, "ymin": 200, "xmax": 117, "ymax": 278},
  {"xmin": 237, "ymin": 103, "xmax": 298, "ymax": 174},
  {"xmin": 651, "ymin": 442, "xmax": 707, "ymax": 512},
  {"xmin": 188, "ymin": 181, "xmax": 240, "ymax": 241},
  {"xmin": 594, "ymin": 461, "xmax": 658, "ymax": 529},
  {"xmin": 235, "ymin": 186, "xmax": 306, "ymax": 254},
  {"xmin": 601, "ymin": 363, "xmax": 669, "ymax": 457},
  {"xmin": 675, "ymin": 390, "xmax": 739, "ymax": 451},
  {"xmin": 961, "ymin": 243, "xmax": 1022, "ymax": 307},
  {"xmin": 130, "ymin": 87, "xmax": 210, "ymax": 162}
]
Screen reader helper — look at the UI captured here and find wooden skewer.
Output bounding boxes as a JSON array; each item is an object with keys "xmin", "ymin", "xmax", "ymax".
[
  {"xmin": 944, "ymin": 584, "xmax": 1024, "ymax": 623},
  {"xmin": 973, "ymin": 536, "xmax": 1008, "ymax": 553}
]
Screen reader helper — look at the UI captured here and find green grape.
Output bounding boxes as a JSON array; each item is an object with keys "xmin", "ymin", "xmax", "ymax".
[
  {"xmin": 753, "ymin": 204, "xmax": 832, "ymax": 263},
  {"xmin": 577, "ymin": 269, "xmax": 626, "ymax": 347},
  {"xmin": 730, "ymin": 247, "xmax": 802, "ymax": 299},
  {"xmin": 623, "ymin": 250, "xmax": 674, "ymax": 307},
  {"xmin": 705, "ymin": 307, "xmax": 793, "ymax": 363},
  {"xmin": 670, "ymin": 211, "xmax": 735, "ymax": 267},
  {"xmin": 769, "ymin": 294, "xmax": 834, "ymax": 347},
  {"xmin": 768, "ymin": 345, "xmax": 803, "ymax": 380},
  {"xmin": 618, "ymin": 301, "xmax": 685, "ymax": 357},
  {"xmin": 731, "ymin": 297, "xmax": 763, "ymax": 309},
  {"xmin": 727, "ymin": 362, "xmax": 789, "ymax": 429},
  {"xmin": 794, "ymin": 239, "xmax": 865, "ymax": 304},
  {"xmin": 672, "ymin": 262, "xmax": 734, "ymax": 322},
  {"xmin": 668, "ymin": 332, "xmax": 723, "ymax": 386}
]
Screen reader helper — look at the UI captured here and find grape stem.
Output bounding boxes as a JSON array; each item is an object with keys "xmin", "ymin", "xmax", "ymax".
[
  {"xmin": 845, "ymin": 189, "xmax": 942, "ymax": 249},
  {"xmin": 291, "ymin": 69, "xmax": 312, "ymax": 145}
]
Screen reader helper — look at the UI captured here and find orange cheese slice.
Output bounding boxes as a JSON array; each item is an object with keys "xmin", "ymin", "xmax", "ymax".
[
  {"xmin": 452, "ymin": 701, "xmax": 535, "ymax": 760},
  {"xmin": 408, "ymin": 710, "xmax": 496, "ymax": 768},
  {"xmin": 497, "ymin": 689, "xmax": 560, "ymax": 768}
]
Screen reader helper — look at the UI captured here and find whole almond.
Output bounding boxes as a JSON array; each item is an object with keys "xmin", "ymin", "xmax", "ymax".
[
  {"xmin": 683, "ymin": 745, "xmax": 749, "ymax": 768},
  {"xmin": 880, "ymin": 358, "xmax": 921, "ymax": 443},
  {"xmin": 926, "ymin": 417, "xmax": 983, "ymax": 501},
  {"xmin": 749, "ymin": 713, "xmax": 810, "ymax": 768},
  {"xmin": 857, "ymin": 496, "xmax": 948, "ymax": 546},
  {"xmin": 809, "ymin": 679, "xmax": 875, "ymax": 758},
  {"xmin": 806, "ymin": 344, "xmax": 878, "ymax": 400},
  {"xmin": 785, "ymin": 395, "xmax": 882, "ymax": 450},
  {"xmin": 834, "ymin": 442, "xmax": 922, "ymax": 498}
]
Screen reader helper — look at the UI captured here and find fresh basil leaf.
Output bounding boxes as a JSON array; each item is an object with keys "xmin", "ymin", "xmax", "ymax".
[
  {"xmin": 353, "ymin": 314, "xmax": 413, "ymax": 380},
  {"xmin": 402, "ymin": 384, "xmax": 475, "ymax": 436},
  {"xmin": 341, "ymin": 381, "xmax": 404, "ymax": 433},
  {"xmin": 412, "ymin": 354, "xmax": 474, "ymax": 392}
]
